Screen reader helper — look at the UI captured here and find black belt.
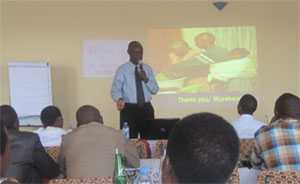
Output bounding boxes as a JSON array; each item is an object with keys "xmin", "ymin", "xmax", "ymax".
[{"xmin": 125, "ymin": 102, "xmax": 151, "ymax": 107}]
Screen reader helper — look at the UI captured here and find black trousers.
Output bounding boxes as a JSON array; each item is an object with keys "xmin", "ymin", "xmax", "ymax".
[{"xmin": 120, "ymin": 102, "xmax": 154, "ymax": 138}]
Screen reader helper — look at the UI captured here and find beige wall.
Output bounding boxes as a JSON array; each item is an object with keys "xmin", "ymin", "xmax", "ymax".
[
  {"xmin": 1, "ymin": 0, "xmax": 299, "ymax": 128},
  {"xmin": 0, "ymin": 0, "xmax": 4, "ymax": 104},
  {"xmin": 298, "ymin": 1, "xmax": 300, "ymax": 94}
]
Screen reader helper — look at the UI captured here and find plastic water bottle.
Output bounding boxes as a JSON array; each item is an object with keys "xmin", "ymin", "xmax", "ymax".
[
  {"xmin": 122, "ymin": 122, "xmax": 130, "ymax": 139},
  {"xmin": 134, "ymin": 166, "xmax": 152, "ymax": 184}
]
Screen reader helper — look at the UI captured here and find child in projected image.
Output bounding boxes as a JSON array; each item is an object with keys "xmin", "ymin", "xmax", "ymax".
[
  {"xmin": 194, "ymin": 32, "xmax": 252, "ymax": 92},
  {"xmin": 157, "ymin": 33, "xmax": 254, "ymax": 93},
  {"xmin": 194, "ymin": 32, "xmax": 250, "ymax": 62},
  {"xmin": 169, "ymin": 40, "xmax": 199, "ymax": 65},
  {"xmin": 157, "ymin": 40, "xmax": 210, "ymax": 93}
]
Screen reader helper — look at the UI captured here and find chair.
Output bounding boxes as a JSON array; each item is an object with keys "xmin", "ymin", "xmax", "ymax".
[
  {"xmin": 226, "ymin": 167, "xmax": 240, "ymax": 184},
  {"xmin": 131, "ymin": 139, "xmax": 151, "ymax": 159},
  {"xmin": 257, "ymin": 170, "xmax": 300, "ymax": 184},
  {"xmin": 48, "ymin": 177, "xmax": 112, "ymax": 184},
  {"xmin": 239, "ymin": 139, "xmax": 255, "ymax": 167},
  {"xmin": 45, "ymin": 146, "xmax": 60, "ymax": 161},
  {"xmin": 153, "ymin": 140, "xmax": 168, "ymax": 158}
]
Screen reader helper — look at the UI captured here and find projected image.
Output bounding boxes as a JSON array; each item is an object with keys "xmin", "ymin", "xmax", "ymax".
[{"xmin": 147, "ymin": 26, "xmax": 257, "ymax": 94}]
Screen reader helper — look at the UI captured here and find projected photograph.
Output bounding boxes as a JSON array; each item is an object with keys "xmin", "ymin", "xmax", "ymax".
[{"xmin": 147, "ymin": 26, "xmax": 257, "ymax": 94}]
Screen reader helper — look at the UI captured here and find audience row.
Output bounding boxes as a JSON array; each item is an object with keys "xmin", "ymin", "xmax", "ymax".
[{"xmin": 0, "ymin": 92, "xmax": 300, "ymax": 183}]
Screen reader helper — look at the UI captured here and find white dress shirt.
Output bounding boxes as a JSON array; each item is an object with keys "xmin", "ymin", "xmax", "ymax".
[
  {"xmin": 232, "ymin": 114, "xmax": 265, "ymax": 139},
  {"xmin": 35, "ymin": 126, "xmax": 67, "ymax": 147}
]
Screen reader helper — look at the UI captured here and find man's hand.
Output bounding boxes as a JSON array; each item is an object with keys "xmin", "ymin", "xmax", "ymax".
[
  {"xmin": 138, "ymin": 69, "xmax": 149, "ymax": 83},
  {"xmin": 116, "ymin": 98, "xmax": 125, "ymax": 111}
]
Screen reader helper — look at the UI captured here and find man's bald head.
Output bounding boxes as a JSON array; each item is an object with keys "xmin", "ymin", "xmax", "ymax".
[{"xmin": 76, "ymin": 105, "xmax": 103, "ymax": 127}]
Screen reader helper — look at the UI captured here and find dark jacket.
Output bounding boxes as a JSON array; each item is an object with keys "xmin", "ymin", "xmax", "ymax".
[{"xmin": 6, "ymin": 130, "xmax": 60, "ymax": 183}]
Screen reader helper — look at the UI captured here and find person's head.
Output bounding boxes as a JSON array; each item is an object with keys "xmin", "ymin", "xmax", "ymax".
[
  {"xmin": 127, "ymin": 41, "xmax": 143, "ymax": 65},
  {"xmin": 40, "ymin": 106, "xmax": 63, "ymax": 128},
  {"xmin": 0, "ymin": 105, "xmax": 19, "ymax": 130},
  {"xmin": 170, "ymin": 40, "xmax": 190, "ymax": 57},
  {"xmin": 76, "ymin": 105, "xmax": 103, "ymax": 127},
  {"xmin": 162, "ymin": 113, "xmax": 239, "ymax": 184},
  {"xmin": 195, "ymin": 32, "xmax": 216, "ymax": 49},
  {"xmin": 274, "ymin": 93, "xmax": 300, "ymax": 120},
  {"xmin": 238, "ymin": 94, "xmax": 258, "ymax": 115},
  {"xmin": 0, "ymin": 123, "xmax": 10, "ymax": 177}
]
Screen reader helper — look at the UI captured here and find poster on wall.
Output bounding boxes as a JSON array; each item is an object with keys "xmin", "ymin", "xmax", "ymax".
[{"xmin": 83, "ymin": 40, "xmax": 129, "ymax": 77}]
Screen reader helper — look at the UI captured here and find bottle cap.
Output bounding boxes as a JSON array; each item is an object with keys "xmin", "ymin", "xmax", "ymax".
[{"xmin": 139, "ymin": 166, "xmax": 150, "ymax": 176}]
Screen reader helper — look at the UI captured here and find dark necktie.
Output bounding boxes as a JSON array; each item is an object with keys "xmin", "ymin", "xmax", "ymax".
[{"xmin": 135, "ymin": 66, "xmax": 145, "ymax": 105}]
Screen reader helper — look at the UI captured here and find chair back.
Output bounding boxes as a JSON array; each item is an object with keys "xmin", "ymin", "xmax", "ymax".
[
  {"xmin": 153, "ymin": 140, "xmax": 168, "ymax": 158},
  {"xmin": 226, "ymin": 167, "xmax": 240, "ymax": 184},
  {"xmin": 257, "ymin": 170, "xmax": 300, "ymax": 184},
  {"xmin": 45, "ymin": 146, "xmax": 61, "ymax": 161},
  {"xmin": 49, "ymin": 177, "xmax": 112, "ymax": 184},
  {"xmin": 131, "ymin": 139, "xmax": 151, "ymax": 158},
  {"xmin": 239, "ymin": 139, "xmax": 255, "ymax": 161}
]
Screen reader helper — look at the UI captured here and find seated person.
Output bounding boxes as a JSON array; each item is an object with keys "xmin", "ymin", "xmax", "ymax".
[
  {"xmin": 232, "ymin": 94, "xmax": 265, "ymax": 139},
  {"xmin": 0, "ymin": 105, "xmax": 59, "ymax": 183},
  {"xmin": 233, "ymin": 94, "xmax": 264, "ymax": 183},
  {"xmin": 162, "ymin": 112, "xmax": 239, "ymax": 184},
  {"xmin": 252, "ymin": 93, "xmax": 300, "ymax": 171},
  {"xmin": 58, "ymin": 105, "xmax": 139, "ymax": 178},
  {"xmin": 35, "ymin": 105, "xmax": 67, "ymax": 147},
  {"xmin": 0, "ymin": 124, "xmax": 18, "ymax": 184},
  {"xmin": 1, "ymin": 124, "xmax": 9, "ymax": 177}
]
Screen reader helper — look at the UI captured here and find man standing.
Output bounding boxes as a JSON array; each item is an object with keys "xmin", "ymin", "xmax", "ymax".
[{"xmin": 111, "ymin": 41, "xmax": 159, "ymax": 138}]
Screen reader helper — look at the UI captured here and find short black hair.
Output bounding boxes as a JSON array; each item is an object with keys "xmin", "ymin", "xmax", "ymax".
[
  {"xmin": 238, "ymin": 94, "xmax": 258, "ymax": 115},
  {"xmin": 128, "ymin": 41, "xmax": 142, "ymax": 50},
  {"xmin": 40, "ymin": 106, "xmax": 62, "ymax": 127},
  {"xmin": 76, "ymin": 105, "xmax": 103, "ymax": 127},
  {"xmin": 1, "ymin": 123, "xmax": 8, "ymax": 155},
  {"xmin": 275, "ymin": 93, "xmax": 300, "ymax": 120},
  {"xmin": 0, "ymin": 105, "xmax": 18, "ymax": 130},
  {"xmin": 167, "ymin": 113, "xmax": 239, "ymax": 184}
]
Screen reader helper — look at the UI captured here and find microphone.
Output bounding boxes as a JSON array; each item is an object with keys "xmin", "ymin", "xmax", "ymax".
[
  {"xmin": 139, "ymin": 64, "xmax": 143, "ymax": 72},
  {"xmin": 138, "ymin": 63, "xmax": 148, "ymax": 82}
]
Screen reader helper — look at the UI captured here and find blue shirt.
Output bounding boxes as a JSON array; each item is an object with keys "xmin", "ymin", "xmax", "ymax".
[{"xmin": 111, "ymin": 61, "xmax": 159, "ymax": 103}]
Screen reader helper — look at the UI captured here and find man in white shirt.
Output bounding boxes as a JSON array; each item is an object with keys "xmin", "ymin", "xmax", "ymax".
[
  {"xmin": 232, "ymin": 94, "xmax": 264, "ymax": 184},
  {"xmin": 232, "ymin": 94, "xmax": 264, "ymax": 139},
  {"xmin": 35, "ymin": 106, "xmax": 67, "ymax": 147}
]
